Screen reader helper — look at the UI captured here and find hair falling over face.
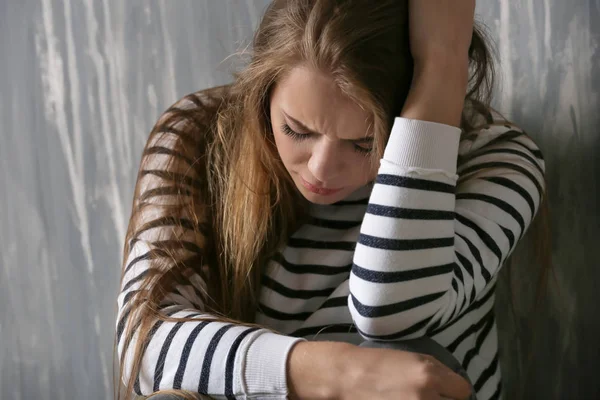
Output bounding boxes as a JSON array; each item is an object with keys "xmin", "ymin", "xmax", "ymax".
[{"xmin": 115, "ymin": 1, "xmax": 552, "ymax": 399}]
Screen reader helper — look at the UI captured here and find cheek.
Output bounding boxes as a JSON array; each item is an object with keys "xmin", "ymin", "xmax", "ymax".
[
  {"xmin": 367, "ymin": 162, "xmax": 378, "ymax": 181},
  {"xmin": 344, "ymin": 158, "xmax": 377, "ymax": 188}
]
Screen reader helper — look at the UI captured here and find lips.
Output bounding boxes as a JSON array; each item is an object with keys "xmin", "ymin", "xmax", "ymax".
[{"xmin": 300, "ymin": 177, "xmax": 342, "ymax": 196}]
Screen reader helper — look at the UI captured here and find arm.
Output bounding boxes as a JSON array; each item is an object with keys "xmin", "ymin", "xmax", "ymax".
[
  {"xmin": 116, "ymin": 93, "xmax": 302, "ymax": 398},
  {"xmin": 286, "ymin": 340, "xmax": 471, "ymax": 400},
  {"xmin": 347, "ymin": 64, "xmax": 546, "ymax": 339}
]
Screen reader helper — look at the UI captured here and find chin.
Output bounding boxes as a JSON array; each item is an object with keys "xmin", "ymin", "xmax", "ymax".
[{"xmin": 298, "ymin": 187, "xmax": 348, "ymax": 205}]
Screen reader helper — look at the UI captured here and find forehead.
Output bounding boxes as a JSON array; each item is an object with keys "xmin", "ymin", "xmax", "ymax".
[{"xmin": 271, "ymin": 65, "xmax": 371, "ymax": 137}]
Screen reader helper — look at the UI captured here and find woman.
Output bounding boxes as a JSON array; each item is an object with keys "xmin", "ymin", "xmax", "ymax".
[{"xmin": 116, "ymin": 0, "xmax": 548, "ymax": 399}]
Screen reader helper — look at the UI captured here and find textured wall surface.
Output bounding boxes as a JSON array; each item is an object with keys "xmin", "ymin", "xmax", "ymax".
[{"xmin": 0, "ymin": 1, "xmax": 598, "ymax": 399}]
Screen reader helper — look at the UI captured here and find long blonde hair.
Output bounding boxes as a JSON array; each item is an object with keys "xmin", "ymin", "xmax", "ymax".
[{"xmin": 116, "ymin": 1, "xmax": 551, "ymax": 399}]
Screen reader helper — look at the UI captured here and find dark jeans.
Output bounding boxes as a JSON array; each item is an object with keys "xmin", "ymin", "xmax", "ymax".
[{"xmin": 146, "ymin": 337, "xmax": 476, "ymax": 399}]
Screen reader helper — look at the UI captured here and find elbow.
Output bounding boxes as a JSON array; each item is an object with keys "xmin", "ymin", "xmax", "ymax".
[
  {"xmin": 347, "ymin": 294, "xmax": 413, "ymax": 340},
  {"xmin": 116, "ymin": 317, "xmax": 149, "ymax": 396},
  {"xmin": 115, "ymin": 302, "xmax": 145, "ymax": 395},
  {"xmin": 348, "ymin": 292, "xmax": 451, "ymax": 341}
]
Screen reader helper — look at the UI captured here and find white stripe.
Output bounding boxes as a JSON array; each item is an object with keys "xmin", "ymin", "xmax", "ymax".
[{"xmin": 361, "ymin": 212, "xmax": 455, "ymax": 240}]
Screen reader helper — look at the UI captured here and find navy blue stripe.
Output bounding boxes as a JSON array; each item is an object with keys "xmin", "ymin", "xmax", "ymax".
[
  {"xmin": 151, "ymin": 239, "xmax": 203, "ymax": 255},
  {"xmin": 272, "ymin": 252, "xmax": 351, "ymax": 276},
  {"xmin": 135, "ymin": 217, "xmax": 202, "ymax": 239},
  {"xmin": 462, "ymin": 312, "xmax": 495, "ymax": 370},
  {"xmin": 425, "ymin": 274, "xmax": 461, "ymax": 332},
  {"xmin": 455, "ymin": 251, "xmax": 475, "ymax": 281},
  {"xmin": 129, "ymin": 237, "xmax": 140, "ymax": 249},
  {"xmin": 122, "ymin": 289, "xmax": 140, "ymax": 307},
  {"xmin": 134, "ymin": 319, "xmax": 167, "ymax": 394},
  {"xmin": 456, "ymin": 213, "xmax": 504, "ymax": 265},
  {"xmin": 125, "ymin": 251, "xmax": 152, "ymax": 274},
  {"xmin": 173, "ymin": 321, "xmax": 211, "ymax": 389},
  {"xmin": 469, "ymin": 283, "xmax": 477, "ymax": 303},
  {"xmin": 507, "ymin": 138, "xmax": 544, "ymax": 159},
  {"xmin": 140, "ymin": 169, "xmax": 203, "ymax": 188},
  {"xmin": 175, "ymin": 284, "xmax": 206, "ymax": 309},
  {"xmin": 332, "ymin": 197, "xmax": 370, "ymax": 206},
  {"xmin": 366, "ymin": 203, "xmax": 455, "ymax": 220},
  {"xmin": 224, "ymin": 328, "xmax": 261, "ymax": 399},
  {"xmin": 456, "ymin": 233, "xmax": 492, "ymax": 284},
  {"xmin": 482, "ymin": 176, "xmax": 535, "ymax": 216},
  {"xmin": 357, "ymin": 315, "xmax": 434, "ymax": 340},
  {"xmin": 449, "ymin": 278, "xmax": 460, "ymax": 323},
  {"xmin": 198, "ymin": 325, "xmax": 234, "ymax": 393},
  {"xmin": 474, "ymin": 353, "xmax": 500, "ymax": 392},
  {"xmin": 429, "ymin": 283, "xmax": 496, "ymax": 335},
  {"xmin": 261, "ymin": 274, "xmax": 335, "ymax": 299},
  {"xmin": 426, "ymin": 308, "xmax": 445, "ymax": 333},
  {"xmin": 122, "ymin": 270, "xmax": 149, "ymax": 292},
  {"xmin": 451, "ymin": 277, "xmax": 459, "ymax": 294},
  {"xmin": 153, "ymin": 312, "xmax": 202, "ymax": 392},
  {"xmin": 287, "ymin": 237, "xmax": 356, "ymax": 251},
  {"xmin": 359, "ymin": 233, "xmax": 454, "ymax": 251},
  {"xmin": 258, "ymin": 303, "xmax": 312, "ymax": 321},
  {"xmin": 144, "ymin": 146, "xmax": 194, "ymax": 166},
  {"xmin": 456, "ymin": 192, "xmax": 525, "ymax": 237},
  {"xmin": 155, "ymin": 113, "xmax": 204, "ymax": 140},
  {"xmin": 464, "ymin": 147, "xmax": 544, "ymax": 176},
  {"xmin": 453, "ymin": 252, "xmax": 477, "ymax": 314},
  {"xmin": 377, "ymin": 174, "xmax": 455, "ymax": 193},
  {"xmin": 489, "ymin": 381, "xmax": 502, "ymax": 400},
  {"xmin": 447, "ymin": 308, "xmax": 494, "ymax": 353},
  {"xmin": 133, "ymin": 307, "xmax": 183, "ymax": 393},
  {"xmin": 451, "ymin": 262, "xmax": 465, "ymax": 292},
  {"xmin": 351, "ymin": 291, "xmax": 446, "ymax": 318},
  {"xmin": 499, "ymin": 225, "xmax": 515, "ymax": 248},
  {"xmin": 116, "ymin": 307, "xmax": 133, "ymax": 344},
  {"xmin": 458, "ymin": 161, "xmax": 543, "ymax": 198},
  {"xmin": 139, "ymin": 186, "xmax": 193, "ymax": 202},
  {"xmin": 308, "ymin": 217, "xmax": 362, "ymax": 230},
  {"xmin": 480, "ymin": 130, "xmax": 523, "ymax": 148},
  {"xmin": 351, "ymin": 262, "xmax": 454, "ymax": 283}
]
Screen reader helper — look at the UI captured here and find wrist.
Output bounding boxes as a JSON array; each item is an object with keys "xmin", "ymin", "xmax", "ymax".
[
  {"xmin": 287, "ymin": 341, "xmax": 356, "ymax": 400},
  {"xmin": 414, "ymin": 50, "xmax": 470, "ymax": 74},
  {"xmin": 401, "ymin": 59, "xmax": 469, "ymax": 128}
]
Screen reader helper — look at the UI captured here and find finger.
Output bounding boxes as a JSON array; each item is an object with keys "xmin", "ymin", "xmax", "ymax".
[{"xmin": 434, "ymin": 364, "xmax": 472, "ymax": 400}]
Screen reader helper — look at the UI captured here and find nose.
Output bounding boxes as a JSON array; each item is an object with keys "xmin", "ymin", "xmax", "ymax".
[{"xmin": 307, "ymin": 138, "xmax": 344, "ymax": 184}]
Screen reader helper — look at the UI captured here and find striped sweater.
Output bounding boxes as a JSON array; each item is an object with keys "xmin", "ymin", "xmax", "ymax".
[{"xmin": 117, "ymin": 93, "xmax": 545, "ymax": 400}]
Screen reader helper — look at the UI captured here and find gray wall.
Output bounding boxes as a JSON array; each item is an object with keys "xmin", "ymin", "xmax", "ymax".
[{"xmin": 0, "ymin": 1, "xmax": 597, "ymax": 399}]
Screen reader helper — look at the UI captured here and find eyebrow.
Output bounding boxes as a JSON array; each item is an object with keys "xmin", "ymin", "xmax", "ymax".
[{"xmin": 283, "ymin": 111, "xmax": 374, "ymax": 143}]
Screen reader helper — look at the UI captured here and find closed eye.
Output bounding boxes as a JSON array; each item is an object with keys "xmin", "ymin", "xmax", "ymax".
[
  {"xmin": 281, "ymin": 123, "xmax": 311, "ymax": 140},
  {"xmin": 281, "ymin": 123, "xmax": 372, "ymax": 155}
]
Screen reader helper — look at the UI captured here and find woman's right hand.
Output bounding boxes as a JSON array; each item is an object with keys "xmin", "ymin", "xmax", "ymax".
[{"xmin": 287, "ymin": 341, "xmax": 472, "ymax": 400}]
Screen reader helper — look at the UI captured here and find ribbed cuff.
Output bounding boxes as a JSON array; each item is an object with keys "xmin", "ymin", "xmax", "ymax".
[
  {"xmin": 239, "ymin": 331, "xmax": 305, "ymax": 398},
  {"xmin": 383, "ymin": 117, "xmax": 462, "ymax": 173}
]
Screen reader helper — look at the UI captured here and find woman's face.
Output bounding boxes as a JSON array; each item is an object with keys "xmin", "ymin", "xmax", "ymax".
[{"xmin": 269, "ymin": 65, "xmax": 378, "ymax": 205}]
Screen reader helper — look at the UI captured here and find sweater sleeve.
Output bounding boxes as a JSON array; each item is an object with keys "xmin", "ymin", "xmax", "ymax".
[
  {"xmin": 116, "ymin": 93, "xmax": 302, "ymax": 399},
  {"xmin": 348, "ymin": 117, "xmax": 545, "ymax": 340}
]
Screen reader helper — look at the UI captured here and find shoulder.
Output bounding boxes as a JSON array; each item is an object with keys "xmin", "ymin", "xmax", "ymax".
[
  {"xmin": 138, "ymin": 86, "xmax": 234, "ymax": 194},
  {"xmin": 154, "ymin": 84, "xmax": 232, "ymax": 130},
  {"xmin": 459, "ymin": 120, "xmax": 545, "ymax": 168},
  {"xmin": 460, "ymin": 121, "xmax": 521, "ymax": 152},
  {"xmin": 144, "ymin": 85, "xmax": 234, "ymax": 161},
  {"xmin": 456, "ymin": 119, "xmax": 546, "ymax": 198}
]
